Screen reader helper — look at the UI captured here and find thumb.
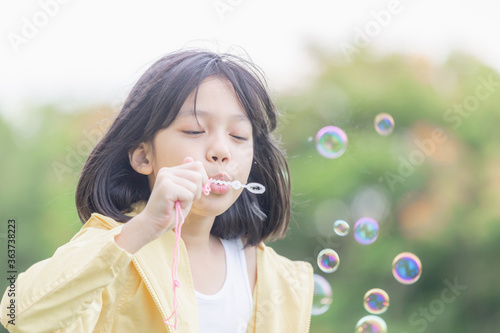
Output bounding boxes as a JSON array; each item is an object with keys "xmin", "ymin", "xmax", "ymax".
[{"xmin": 183, "ymin": 156, "xmax": 194, "ymax": 164}]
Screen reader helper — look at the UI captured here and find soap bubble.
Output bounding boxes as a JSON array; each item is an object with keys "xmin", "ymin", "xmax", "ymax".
[
  {"xmin": 312, "ymin": 274, "xmax": 332, "ymax": 316},
  {"xmin": 374, "ymin": 113, "xmax": 395, "ymax": 136},
  {"xmin": 363, "ymin": 288, "xmax": 390, "ymax": 315},
  {"xmin": 392, "ymin": 252, "xmax": 422, "ymax": 285},
  {"xmin": 355, "ymin": 315, "xmax": 387, "ymax": 333},
  {"xmin": 315, "ymin": 126, "xmax": 348, "ymax": 159},
  {"xmin": 317, "ymin": 248, "xmax": 340, "ymax": 273},
  {"xmin": 333, "ymin": 220, "xmax": 350, "ymax": 236},
  {"xmin": 354, "ymin": 217, "xmax": 379, "ymax": 245}
]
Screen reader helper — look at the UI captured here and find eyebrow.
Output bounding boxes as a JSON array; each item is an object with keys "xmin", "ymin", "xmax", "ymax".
[{"xmin": 177, "ymin": 109, "xmax": 250, "ymax": 122}]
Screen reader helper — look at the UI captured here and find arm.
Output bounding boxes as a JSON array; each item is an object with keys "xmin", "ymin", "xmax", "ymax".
[
  {"xmin": 1, "ymin": 158, "xmax": 207, "ymax": 332},
  {"xmin": 1, "ymin": 224, "xmax": 132, "ymax": 333}
]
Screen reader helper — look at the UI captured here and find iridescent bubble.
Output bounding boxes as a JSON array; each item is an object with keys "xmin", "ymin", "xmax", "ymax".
[
  {"xmin": 374, "ymin": 113, "xmax": 395, "ymax": 136},
  {"xmin": 312, "ymin": 274, "xmax": 332, "ymax": 316},
  {"xmin": 354, "ymin": 217, "xmax": 379, "ymax": 245},
  {"xmin": 333, "ymin": 220, "xmax": 350, "ymax": 236},
  {"xmin": 315, "ymin": 126, "xmax": 348, "ymax": 159},
  {"xmin": 317, "ymin": 248, "xmax": 340, "ymax": 273},
  {"xmin": 355, "ymin": 315, "xmax": 387, "ymax": 333},
  {"xmin": 363, "ymin": 288, "xmax": 390, "ymax": 315},
  {"xmin": 392, "ymin": 252, "xmax": 422, "ymax": 285}
]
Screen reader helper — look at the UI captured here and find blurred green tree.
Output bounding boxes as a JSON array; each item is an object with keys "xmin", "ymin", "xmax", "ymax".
[{"xmin": 272, "ymin": 50, "xmax": 500, "ymax": 332}]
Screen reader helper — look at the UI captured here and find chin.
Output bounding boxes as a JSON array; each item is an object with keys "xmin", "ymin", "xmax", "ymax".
[{"xmin": 192, "ymin": 199, "xmax": 233, "ymax": 218}]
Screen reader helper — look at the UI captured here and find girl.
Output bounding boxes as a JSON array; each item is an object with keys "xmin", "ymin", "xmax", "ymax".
[{"xmin": 1, "ymin": 49, "xmax": 314, "ymax": 332}]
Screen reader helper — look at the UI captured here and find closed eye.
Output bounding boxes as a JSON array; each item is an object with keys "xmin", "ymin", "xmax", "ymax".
[
  {"xmin": 231, "ymin": 135, "xmax": 248, "ymax": 141},
  {"xmin": 183, "ymin": 131, "xmax": 204, "ymax": 135}
]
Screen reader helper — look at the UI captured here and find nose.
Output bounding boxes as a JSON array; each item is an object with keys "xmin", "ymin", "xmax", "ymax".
[{"xmin": 206, "ymin": 133, "xmax": 231, "ymax": 163}]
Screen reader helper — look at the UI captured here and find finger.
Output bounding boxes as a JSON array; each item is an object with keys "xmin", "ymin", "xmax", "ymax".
[
  {"xmin": 161, "ymin": 168, "xmax": 203, "ymax": 188},
  {"xmin": 165, "ymin": 185, "xmax": 195, "ymax": 211},
  {"xmin": 157, "ymin": 167, "xmax": 200, "ymax": 183},
  {"xmin": 155, "ymin": 169, "xmax": 203, "ymax": 201},
  {"xmin": 155, "ymin": 178, "xmax": 195, "ymax": 207},
  {"xmin": 178, "ymin": 160, "xmax": 208, "ymax": 184},
  {"xmin": 184, "ymin": 162, "xmax": 208, "ymax": 198},
  {"xmin": 167, "ymin": 175, "xmax": 198, "ymax": 196},
  {"xmin": 193, "ymin": 161, "xmax": 209, "ymax": 185},
  {"xmin": 183, "ymin": 156, "xmax": 194, "ymax": 164},
  {"xmin": 172, "ymin": 161, "xmax": 208, "ymax": 187}
]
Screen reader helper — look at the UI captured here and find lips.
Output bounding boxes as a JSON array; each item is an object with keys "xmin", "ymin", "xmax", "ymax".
[
  {"xmin": 209, "ymin": 173, "xmax": 231, "ymax": 195},
  {"xmin": 211, "ymin": 173, "xmax": 231, "ymax": 182}
]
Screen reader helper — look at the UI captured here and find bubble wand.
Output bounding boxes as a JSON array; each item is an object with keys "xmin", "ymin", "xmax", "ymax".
[
  {"xmin": 164, "ymin": 179, "xmax": 265, "ymax": 329},
  {"xmin": 202, "ymin": 179, "xmax": 266, "ymax": 195}
]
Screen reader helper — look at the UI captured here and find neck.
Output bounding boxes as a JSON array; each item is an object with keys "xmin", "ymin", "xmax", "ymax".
[{"xmin": 181, "ymin": 213, "xmax": 218, "ymax": 253}]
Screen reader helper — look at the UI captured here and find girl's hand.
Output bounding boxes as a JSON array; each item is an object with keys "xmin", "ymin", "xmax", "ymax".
[
  {"xmin": 115, "ymin": 157, "xmax": 207, "ymax": 253},
  {"xmin": 140, "ymin": 156, "xmax": 208, "ymax": 239}
]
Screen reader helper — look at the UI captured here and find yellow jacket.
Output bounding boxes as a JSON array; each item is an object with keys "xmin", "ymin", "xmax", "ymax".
[{"xmin": 1, "ymin": 203, "xmax": 314, "ymax": 332}]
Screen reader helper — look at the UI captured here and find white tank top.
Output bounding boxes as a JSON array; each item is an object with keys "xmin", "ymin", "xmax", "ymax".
[{"xmin": 196, "ymin": 238, "xmax": 253, "ymax": 333}]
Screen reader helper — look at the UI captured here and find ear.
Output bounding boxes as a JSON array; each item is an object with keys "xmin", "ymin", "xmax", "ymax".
[{"xmin": 129, "ymin": 142, "xmax": 154, "ymax": 175}]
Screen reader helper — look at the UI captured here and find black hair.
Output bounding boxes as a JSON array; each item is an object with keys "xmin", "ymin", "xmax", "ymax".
[{"xmin": 76, "ymin": 49, "xmax": 290, "ymax": 246}]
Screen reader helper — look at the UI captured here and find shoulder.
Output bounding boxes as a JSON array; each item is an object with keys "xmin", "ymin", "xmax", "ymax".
[
  {"xmin": 253, "ymin": 242, "xmax": 314, "ymax": 330},
  {"xmin": 78, "ymin": 200, "xmax": 145, "ymax": 234},
  {"xmin": 77, "ymin": 213, "xmax": 123, "ymax": 234},
  {"xmin": 67, "ymin": 213, "xmax": 125, "ymax": 244},
  {"xmin": 256, "ymin": 243, "xmax": 313, "ymax": 290},
  {"xmin": 257, "ymin": 243, "xmax": 312, "ymax": 270}
]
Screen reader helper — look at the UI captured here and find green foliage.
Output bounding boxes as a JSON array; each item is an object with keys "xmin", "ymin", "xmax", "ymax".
[{"xmin": 271, "ymin": 50, "xmax": 500, "ymax": 332}]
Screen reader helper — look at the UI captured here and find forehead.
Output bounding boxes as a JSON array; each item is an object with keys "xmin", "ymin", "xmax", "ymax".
[
  {"xmin": 176, "ymin": 109, "xmax": 250, "ymax": 122},
  {"xmin": 177, "ymin": 77, "xmax": 251, "ymax": 123}
]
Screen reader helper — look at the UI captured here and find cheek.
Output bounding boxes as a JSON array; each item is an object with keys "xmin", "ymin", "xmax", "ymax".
[
  {"xmin": 241, "ymin": 147, "xmax": 254, "ymax": 176},
  {"xmin": 153, "ymin": 142, "xmax": 186, "ymax": 168},
  {"xmin": 246, "ymin": 148, "xmax": 254, "ymax": 172},
  {"xmin": 239, "ymin": 141, "xmax": 254, "ymax": 160},
  {"xmin": 227, "ymin": 147, "xmax": 253, "ymax": 178}
]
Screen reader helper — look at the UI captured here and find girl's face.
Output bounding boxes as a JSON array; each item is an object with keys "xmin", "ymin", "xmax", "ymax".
[{"xmin": 149, "ymin": 77, "xmax": 254, "ymax": 217}]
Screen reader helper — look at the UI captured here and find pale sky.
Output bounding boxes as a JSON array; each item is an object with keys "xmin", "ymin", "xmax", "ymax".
[{"xmin": 1, "ymin": 0, "xmax": 499, "ymax": 125}]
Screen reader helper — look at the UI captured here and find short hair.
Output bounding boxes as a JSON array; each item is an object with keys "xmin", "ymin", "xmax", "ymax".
[{"xmin": 76, "ymin": 49, "xmax": 291, "ymax": 246}]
